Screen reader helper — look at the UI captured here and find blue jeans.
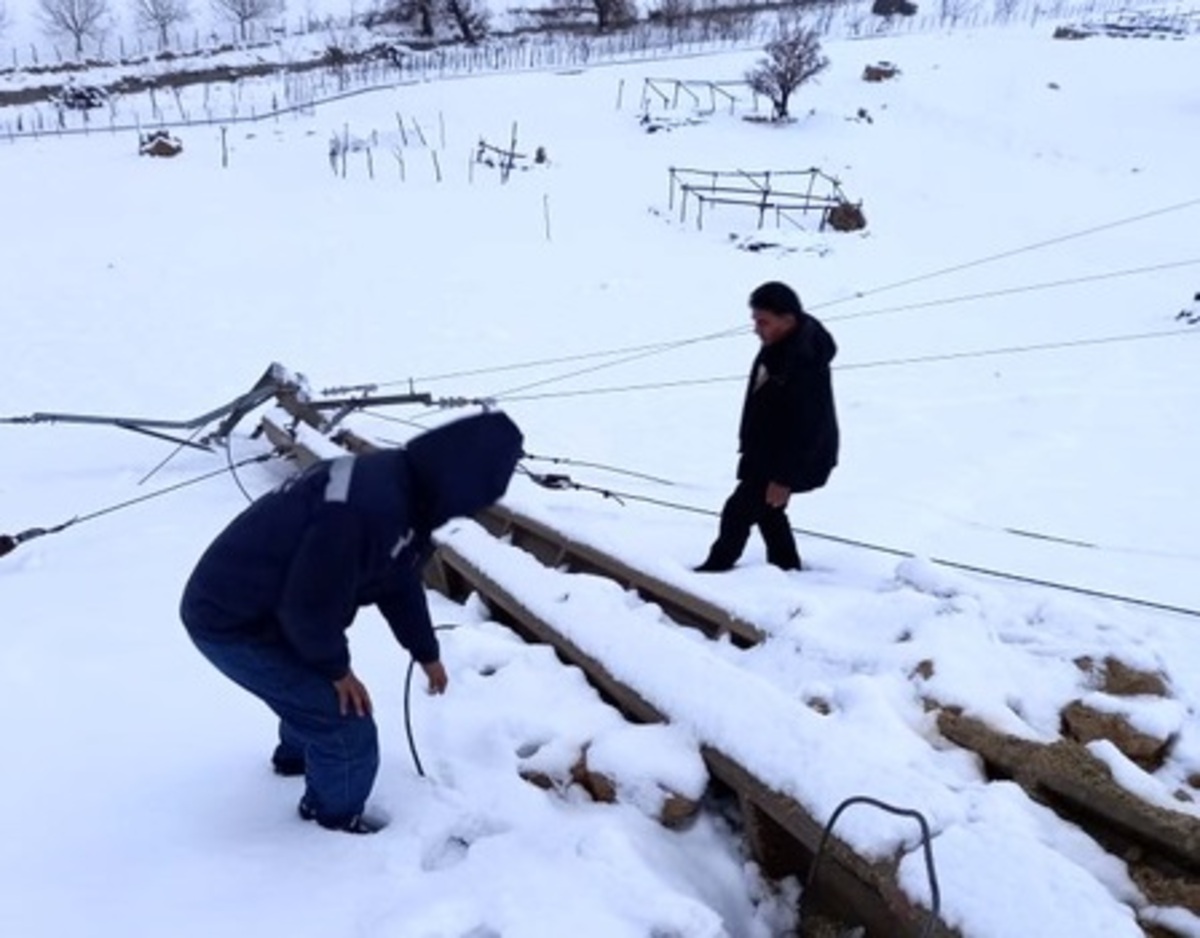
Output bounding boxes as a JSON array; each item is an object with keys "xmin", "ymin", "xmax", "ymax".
[{"xmin": 190, "ymin": 634, "xmax": 379, "ymax": 826}]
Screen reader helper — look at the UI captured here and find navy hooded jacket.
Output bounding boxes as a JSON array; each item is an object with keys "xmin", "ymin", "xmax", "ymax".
[
  {"xmin": 180, "ymin": 412, "xmax": 524, "ymax": 679},
  {"xmin": 737, "ymin": 313, "xmax": 839, "ymax": 493}
]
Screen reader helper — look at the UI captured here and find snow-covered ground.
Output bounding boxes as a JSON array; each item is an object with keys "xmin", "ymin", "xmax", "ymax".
[{"xmin": 2, "ymin": 20, "xmax": 1199, "ymax": 938}]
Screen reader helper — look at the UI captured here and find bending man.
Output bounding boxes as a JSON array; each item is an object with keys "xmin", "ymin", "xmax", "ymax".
[{"xmin": 181, "ymin": 412, "xmax": 524, "ymax": 834}]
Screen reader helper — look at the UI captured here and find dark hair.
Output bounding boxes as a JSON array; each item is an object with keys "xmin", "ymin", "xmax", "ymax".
[{"xmin": 749, "ymin": 281, "xmax": 803, "ymax": 318}]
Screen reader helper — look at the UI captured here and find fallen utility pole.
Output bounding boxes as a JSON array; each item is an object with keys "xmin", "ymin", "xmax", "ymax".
[{"xmin": 0, "ymin": 363, "xmax": 292, "ymax": 450}]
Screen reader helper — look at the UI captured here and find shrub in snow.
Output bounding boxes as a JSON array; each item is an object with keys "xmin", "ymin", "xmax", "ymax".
[
  {"xmin": 862, "ymin": 61, "xmax": 900, "ymax": 82},
  {"xmin": 872, "ymin": 0, "xmax": 917, "ymax": 16},
  {"xmin": 744, "ymin": 22, "xmax": 829, "ymax": 121},
  {"xmin": 826, "ymin": 201, "xmax": 867, "ymax": 232},
  {"xmin": 52, "ymin": 82, "xmax": 108, "ymax": 109},
  {"xmin": 139, "ymin": 129, "xmax": 183, "ymax": 156}
]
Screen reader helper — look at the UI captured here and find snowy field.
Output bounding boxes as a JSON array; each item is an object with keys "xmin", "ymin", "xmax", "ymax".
[{"xmin": 2, "ymin": 20, "xmax": 1199, "ymax": 938}]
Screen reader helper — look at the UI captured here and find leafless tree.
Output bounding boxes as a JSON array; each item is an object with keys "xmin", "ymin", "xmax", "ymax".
[
  {"xmin": 591, "ymin": 0, "xmax": 634, "ymax": 32},
  {"xmin": 368, "ymin": 0, "xmax": 435, "ymax": 35},
  {"xmin": 444, "ymin": 0, "xmax": 488, "ymax": 43},
  {"xmin": 134, "ymin": 0, "xmax": 190, "ymax": 47},
  {"xmin": 992, "ymin": 0, "xmax": 1018, "ymax": 20},
  {"xmin": 652, "ymin": 0, "xmax": 693, "ymax": 29},
  {"xmin": 38, "ymin": 0, "xmax": 110, "ymax": 55},
  {"xmin": 745, "ymin": 22, "xmax": 829, "ymax": 120},
  {"xmin": 939, "ymin": 0, "xmax": 974, "ymax": 24},
  {"xmin": 210, "ymin": 0, "xmax": 281, "ymax": 41}
]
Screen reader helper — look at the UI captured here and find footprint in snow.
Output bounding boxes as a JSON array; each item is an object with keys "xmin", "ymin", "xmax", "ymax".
[{"xmin": 421, "ymin": 815, "xmax": 511, "ymax": 872}]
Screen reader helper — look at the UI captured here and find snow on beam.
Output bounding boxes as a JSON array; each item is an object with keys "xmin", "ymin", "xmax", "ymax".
[
  {"xmin": 430, "ymin": 534, "xmax": 938, "ymax": 938},
  {"xmin": 480, "ymin": 503, "xmax": 765, "ymax": 645}
]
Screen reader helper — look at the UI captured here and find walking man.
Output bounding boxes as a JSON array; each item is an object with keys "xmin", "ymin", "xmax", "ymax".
[
  {"xmin": 696, "ymin": 282, "xmax": 839, "ymax": 572},
  {"xmin": 181, "ymin": 411, "xmax": 524, "ymax": 834}
]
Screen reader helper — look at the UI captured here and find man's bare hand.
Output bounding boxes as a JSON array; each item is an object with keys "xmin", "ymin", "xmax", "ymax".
[
  {"xmin": 333, "ymin": 670, "xmax": 373, "ymax": 717},
  {"xmin": 765, "ymin": 482, "xmax": 791, "ymax": 509},
  {"xmin": 421, "ymin": 660, "xmax": 449, "ymax": 695}
]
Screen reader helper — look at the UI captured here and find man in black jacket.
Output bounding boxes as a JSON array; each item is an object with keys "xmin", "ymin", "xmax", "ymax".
[
  {"xmin": 181, "ymin": 411, "xmax": 523, "ymax": 834},
  {"xmin": 696, "ymin": 282, "xmax": 839, "ymax": 573}
]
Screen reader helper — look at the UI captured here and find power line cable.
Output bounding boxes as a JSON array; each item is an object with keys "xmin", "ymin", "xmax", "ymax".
[
  {"xmin": 495, "ymin": 325, "xmax": 1198, "ymax": 402},
  {"xmin": 321, "ymin": 196, "xmax": 1200, "ymax": 395},
  {"xmin": 800, "ymin": 796, "xmax": 940, "ymax": 938},
  {"xmin": 433, "ymin": 256, "xmax": 1199, "ymax": 408},
  {"xmin": 137, "ymin": 423, "xmax": 211, "ymax": 486},
  {"xmin": 522, "ymin": 451, "xmax": 677, "ymax": 485},
  {"xmin": 0, "ymin": 452, "xmax": 276, "ymax": 559},
  {"xmin": 344, "ymin": 336, "xmax": 730, "ymax": 391},
  {"xmin": 825, "ymin": 257, "xmax": 1200, "ymax": 324},
  {"xmin": 518, "ymin": 470, "xmax": 1200, "ymax": 619},
  {"xmin": 404, "ymin": 624, "xmax": 460, "ymax": 778},
  {"xmin": 225, "ymin": 434, "xmax": 257, "ymax": 504},
  {"xmin": 812, "ymin": 196, "xmax": 1200, "ymax": 313}
]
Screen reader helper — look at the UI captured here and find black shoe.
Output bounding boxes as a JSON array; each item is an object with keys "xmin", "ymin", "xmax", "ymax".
[
  {"xmin": 298, "ymin": 797, "xmax": 386, "ymax": 835},
  {"xmin": 272, "ymin": 754, "xmax": 306, "ymax": 778},
  {"xmin": 692, "ymin": 560, "xmax": 734, "ymax": 573}
]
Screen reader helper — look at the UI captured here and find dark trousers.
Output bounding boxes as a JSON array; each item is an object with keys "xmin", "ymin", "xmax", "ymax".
[
  {"xmin": 703, "ymin": 478, "xmax": 801, "ymax": 570},
  {"xmin": 190, "ymin": 634, "xmax": 379, "ymax": 826}
]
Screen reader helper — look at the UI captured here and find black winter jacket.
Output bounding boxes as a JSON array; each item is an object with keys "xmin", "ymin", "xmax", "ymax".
[
  {"xmin": 180, "ymin": 412, "xmax": 523, "ymax": 678},
  {"xmin": 737, "ymin": 314, "xmax": 839, "ymax": 492}
]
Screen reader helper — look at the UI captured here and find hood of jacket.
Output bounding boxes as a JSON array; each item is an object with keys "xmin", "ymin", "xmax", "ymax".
[
  {"xmin": 790, "ymin": 313, "xmax": 837, "ymax": 366},
  {"xmin": 406, "ymin": 411, "xmax": 524, "ymax": 530}
]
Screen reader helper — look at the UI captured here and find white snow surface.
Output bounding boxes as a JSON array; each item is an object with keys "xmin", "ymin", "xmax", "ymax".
[{"xmin": 2, "ymin": 20, "xmax": 1200, "ymax": 938}]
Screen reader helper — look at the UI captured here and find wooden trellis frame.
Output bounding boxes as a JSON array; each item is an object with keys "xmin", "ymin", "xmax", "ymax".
[
  {"xmin": 640, "ymin": 78, "xmax": 747, "ymax": 115},
  {"xmin": 668, "ymin": 166, "xmax": 854, "ymax": 231}
]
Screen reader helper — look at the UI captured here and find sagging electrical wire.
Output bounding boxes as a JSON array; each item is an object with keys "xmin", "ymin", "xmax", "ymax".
[
  {"xmin": 0, "ymin": 452, "xmax": 277, "ymax": 560},
  {"xmin": 799, "ymin": 795, "xmax": 940, "ymax": 938},
  {"xmin": 225, "ymin": 433, "xmax": 257, "ymax": 505},
  {"xmin": 320, "ymin": 195, "xmax": 1200, "ymax": 396},
  {"xmin": 518, "ymin": 466, "xmax": 1200, "ymax": 619},
  {"xmin": 493, "ymin": 325, "xmax": 1199, "ymax": 403},
  {"xmin": 404, "ymin": 624, "xmax": 460, "ymax": 778},
  {"xmin": 412, "ymin": 257, "xmax": 1200, "ymax": 414},
  {"xmin": 825, "ymin": 257, "xmax": 1200, "ymax": 325},
  {"xmin": 522, "ymin": 451, "xmax": 676, "ymax": 485}
]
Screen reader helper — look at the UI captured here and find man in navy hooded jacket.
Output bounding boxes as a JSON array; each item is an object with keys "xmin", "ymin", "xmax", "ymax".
[
  {"xmin": 181, "ymin": 411, "xmax": 523, "ymax": 834},
  {"xmin": 696, "ymin": 282, "xmax": 838, "ymax": 573}
]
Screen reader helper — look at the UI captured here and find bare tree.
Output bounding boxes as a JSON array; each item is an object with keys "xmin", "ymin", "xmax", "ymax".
[
  {"xmin": 367, "ymin": 0, "xmax": 434, "ymax": 35},
  {"xmin": 591, "ymin": 0, "xmax": 634, "ymax": 32},
  {"xmin": 134, "ymin": 0, "xmax": 190, "ymax": 47},
  {"xmin": 652, "ymin": 0, "xmax": 694, "ymax": 30},
  {"xmin": 745, "ymin": 22, "xmax": 829, "ymax": 120},
  {"xmin": 444, "ymin": 0, "xmax": 488, "ymax": 43},
  {"xmin": 39, "ymin": 0, "xmax": 110, "ymax": 55},
  {"xmin": 939, "ymin": 0, "xmax": 974, "ymax": 24},
  {"xmin": 992, "ymin": 0, "xmax": 1018, "ymax": 21},
  {"xmin": 211, "ymin": 0, "xmax": 281, "ymax": 41}
]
